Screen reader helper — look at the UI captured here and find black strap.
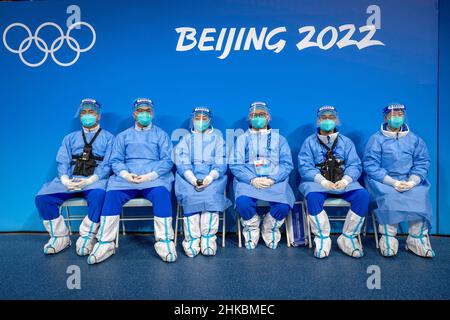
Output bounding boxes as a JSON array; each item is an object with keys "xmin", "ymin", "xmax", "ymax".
[
  {"xmin": 71, "ymin": 154, "xmax": 104, "ymax": 161},
  {"xmin": 315, "ymin": 135, "xmax": 344, "ymax": 168},
  {"xmin": 82, "ymin": 127, "xmax": 102, "ymax": 146},
  {"xmin": 317, "ymin": 134, "xmax": 338, "ymax": 152},
  {"xmin": 71, "ymin": 128, "xmax": 104, "ymax": 162}
]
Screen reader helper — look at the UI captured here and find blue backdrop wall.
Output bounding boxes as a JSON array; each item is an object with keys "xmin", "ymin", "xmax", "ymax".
[{"xmin": 0, "ymin": 0, "xmax": 447, "ymax": 234}]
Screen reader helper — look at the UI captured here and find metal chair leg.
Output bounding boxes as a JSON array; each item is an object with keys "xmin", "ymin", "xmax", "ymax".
[
  {"xmin": 60, "ymin": 206, "xmax": 72, "ymax": 235},
  {"xmin": 304, "ymin": 200, "xmax": 313, "ymax": 249},
  {"xmin": 222, "ymin": 210, "xmax": 226, "ymax": 248},
  {"xmin": 66, "ymin": 206, "xmax": 73, "ymax": 236},
  {"xmin": 306, "ymin": 214, "xmax": 312, "ymax": 249},
  {"xmin": 236, "ymin": 209, "xmax": 242, "ymax": 248},
  {"xmin": 398, "ymin": 222, "xmax": 404, "ymax": 234},
  {"xmin": 115, "ymin": 222, "xmax": 119, "ymax": 249},
  {"xmin": 180, "ymin": 206, "xmax": 184, "ymax": 237},
  {"xmin": 285, "ymin": 210, "xmax": 291, "ymax": 247},
  {"xmin": 302, "ymin": 203, "xmax": 309, "ymax": 248},
  {"xmin": 121, "ymin": 209, "xmax": 126, "ymax": 236},
  {"xmin": 174, "ymin": 204, "xmax": 180, "ymax": 247},
  {"xmin": 372, "ymin": 213, "xmax": 379, "ymax": 249},
  {"xmin": 363, "ymin": 216, "xmax": 368, "ymax": 237}
]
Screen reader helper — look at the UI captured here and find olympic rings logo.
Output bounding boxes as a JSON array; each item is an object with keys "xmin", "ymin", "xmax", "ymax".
[{"xmin": 3, "ymin": 21, "xmax": 96, "ymax": 67}]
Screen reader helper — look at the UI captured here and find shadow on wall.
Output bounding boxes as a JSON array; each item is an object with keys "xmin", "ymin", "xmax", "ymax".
[
  {"xmin": 346, "ymin": 130, "xmax": 366, "ymax": 158},
  {"xmin": 287, "ymin": 123, "xmax": 316, "ymax": 199},
  {"xmin": 43, "ymin": 112, "xmax": 128, "ymax": 179},
  {"xmin": 231, "ymin": 117, "xmax": 250, "ymax": 132},
  {"xmin": 44, "ymin": 116, "xmax": 370, "ymax": 190},
  {"xmin": 38, "ymin": 114, "xmax": 373, "ymax": 232}
]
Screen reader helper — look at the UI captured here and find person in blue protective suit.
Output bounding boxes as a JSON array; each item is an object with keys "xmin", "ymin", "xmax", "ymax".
[
  {"xmin": 230, "ymin": 102, "xmax": 295, "ymax": 250},
  {"xmin": 174, "ymin": 107, "xmax": 232, "ymax": 257},
  {"xmin": 87, "ymin": 98, "xmax": 176, "ymax": 264},
  {"xmin": 35, "ymin": 99, "xmax": 114, "ymax": 256},
  {"xmin": 363, "ymin": 103, "xmax": 434, "ymax": 258},
  {"xmin": 298, "ymin": 105, "xmax": 369, "ymax": 259}
]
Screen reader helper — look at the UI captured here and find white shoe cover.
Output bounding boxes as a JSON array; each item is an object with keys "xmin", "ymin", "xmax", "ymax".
[
  {"xmin": 406, "ymin": 220, "xmax": 435, "ymax": 258},
  {"xmin": 182, "ymin": 214, "xmax": 201, "ymax": 258},
  {"xmin": 309, "ymin": 211, "xmax": 331, "ymax": 259},
  {"xmin": 87, "ymin": 241, "xmax": 115, "ymax": 265},
  {"xmin": 87, "ymin": 215, "xmax": 119, "ymax": 264},
  {"xmin": 200, "ymin": 212, "xmax": 219, "ymax": 256},
  {"xmin": 261, "ymin": 213, "xmax": 284, "ymax": 250},
  {"xmin": 379, "ymin": 224, "xmax": 398, "ymax": 257},
  {"xmin": 76, "ymin": 216, "xmax": 99, "ymax": 256},
  {"xmin": 44, "ymin": 237, "xmax": 71, "ymax": 255},
  {"xmin": 241, "ymin": 214, "xmax": 261, "ymax": 250},
  {"xmin": 154, "ymin": 217, "xmax": 177, "ymax": 263},
  {"xmin": 43, "ymin": 215, "xmax": 71, "ymax": 255},
  {"xmin": 337, "ymin": 210, "xmax": 365, "ymax": 258}
]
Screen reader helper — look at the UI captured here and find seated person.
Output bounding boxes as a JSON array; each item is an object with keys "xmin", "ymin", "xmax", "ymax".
[
  {"xmin": 174, "ymin": 107, "xmax": 231, "ymax": 257},
  {"xmin": 230, "ymin": 102, "xmax": 295, "ymax": 250},
  {"xmin": 35, "ymin": 99, "xmax": 114, "ymax": 256},
  {"xmin": 88, "ymin": 98, "xmax": 176, "ymax": 264},
  {"xmin": 363, "ymin": 103, "xmax": 434, "ymax": 258},
  {"xmin": 298, "ymin": 105, "xmax": 369, "ymax": 259}
]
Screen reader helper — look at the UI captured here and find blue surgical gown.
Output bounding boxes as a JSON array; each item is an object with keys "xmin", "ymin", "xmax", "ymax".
[
  {"xmin": 106, "ymin": 125, "xmax": 174, "ymax": 192},
  {"xmin": 298, "ymin": 133, "xmax": 364, "ymax": 196},
  {"xmin": 37, "ymin": 128, "xmax": 114, "ymax": 195},
  {"xmin": 363, "ymin": 125, "xmax": 432, "ymax": 227},
  {"xmin": 230, "ymin": 129, "xmax": 295, "ymax": 208},
  {"xmin": 174, "ymin": 129, "xmax": 232, "ymax": 213}
]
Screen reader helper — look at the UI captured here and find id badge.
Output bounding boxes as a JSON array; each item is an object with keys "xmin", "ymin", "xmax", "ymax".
[{"xmin": 254, "ymin": 158, "xmax": 271, "ymax": 176}]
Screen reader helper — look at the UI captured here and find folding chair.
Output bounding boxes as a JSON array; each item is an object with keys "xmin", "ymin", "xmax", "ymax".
[
  {"xmin": 116, "ymin": 198, "xmax": 154, "ymax": 248},
  {"xmin": 174, "ymin": 204, "xmax": 227, "ymax": 248},
  {"xmin": 236, "ymin": 200, "xmax": 292, "ymax": 248},
  {"xmin": 304, "ymin": 197, "xmax": 377, "ymax": 249},
  {"xmin": 363, "ymin": 210, "xmax": 379, "ymax": 248},
  {"xmin": 59, "ymin": 198, "xmax": 87, "ymax": 235}
]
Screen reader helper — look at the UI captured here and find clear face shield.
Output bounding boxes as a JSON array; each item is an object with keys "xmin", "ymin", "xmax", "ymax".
[
  {"xmin": 317, "ymin": 112, "xmax": 340, "ymax": 133},
  {"xmin": 248, "ymin": 102, "xmax": 270, "ymax": 129},
  {"xmin": 192, "ymin": 111, "xmax": 211, "ymax": 133},
  {"xmin": 133, "ymin": 106, "xmax": 154, "ymax": 127},
  {"xmin": 384, "ymin": 107, "xmax": 407, "ymax": 131},
  {"xmin": 249, "ymin": 110, "xmax": 270, "ymax": 128},
  {"xmin": 77, "ymin": 100, "xmax": 101, "ymax": 127}
]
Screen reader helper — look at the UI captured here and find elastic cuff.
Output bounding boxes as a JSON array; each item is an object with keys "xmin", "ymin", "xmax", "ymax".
[
  {"xmin": 183, "ymin": 170, "xmax": 196, "ymax": 181},
  {"xmin": 147, "ymin": 171, "xmax": 159, "ymax": 180},
  {"xmin": 383, "ymin": 175, "xmax": 397, "ymax": 187},
  {"xmin": 119, "ymin": 170, "xmax": 129, "ymax": 178},
  {"xmin": 314, "ymin": 174, "xmax": 326, "ymax": 184},
  {"xmin": 209, "ymin": 169, "xmax": 220, "ymax": 180},
  {"xmin": 408, "ymin": 175, "xmax": 421, "ymax": 185},
  {"xmin": 342, "ymin": 175, "xmax": 353, "ymax": 184}
]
